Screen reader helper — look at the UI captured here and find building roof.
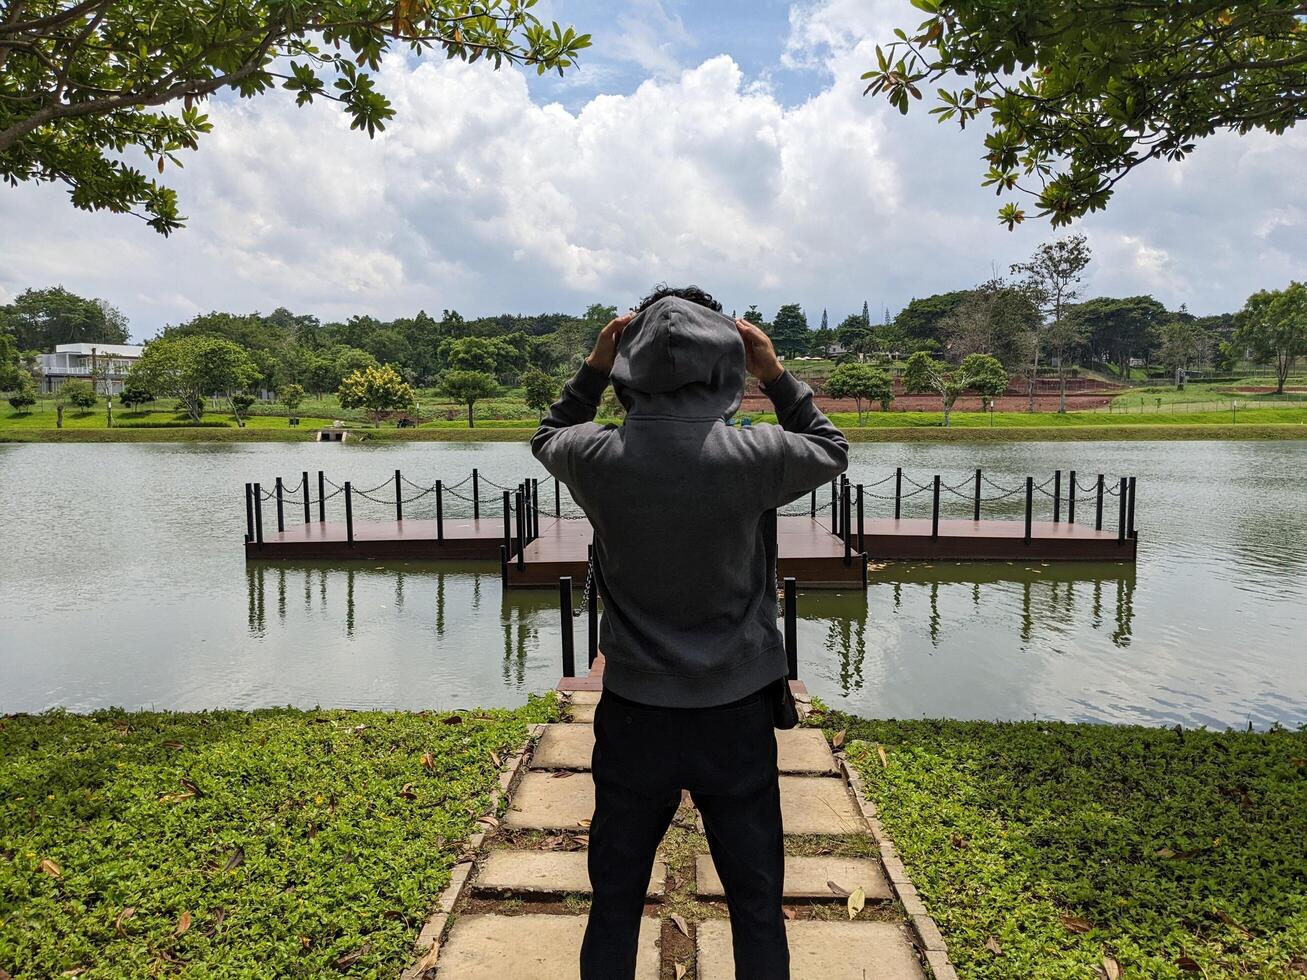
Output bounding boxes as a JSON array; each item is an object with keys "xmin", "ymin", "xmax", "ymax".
[{"xmin": 52, "ymin": 343, "xmax": 144, "ymax": 357}]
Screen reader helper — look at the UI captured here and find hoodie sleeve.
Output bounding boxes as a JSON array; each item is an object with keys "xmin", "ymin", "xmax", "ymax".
[
  {"xmin": 760, "ymin": 369, "xmax": 849, "ymax": 506},
  {"xmin": 530, "ymin": 361, "xmax": 613, "ymax": 484}
]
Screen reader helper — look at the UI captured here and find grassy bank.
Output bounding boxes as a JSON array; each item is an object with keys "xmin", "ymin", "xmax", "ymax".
[
  {"xmin": 0, "ymin": 700, "xmax": 556, "ymax": 978},
  {"xmin": 815, "ymin": 710, "xmax": 1307, "ymax": 979}
]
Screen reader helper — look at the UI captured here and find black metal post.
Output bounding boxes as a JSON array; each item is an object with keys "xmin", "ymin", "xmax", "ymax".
[
  {"xmin": 559, "ymin": 577, "xmax": 575, "ymax": 677},
  {"xmin": 1068, "ymin": 470, "xmax": 1077, "ymax": 524},
  {"xmin": 275, "ymin": 477, "xmax": 285, "ymax": 532},
  {"xmin": 302, "ymin": 471, "xmax": 310, "ymax": 524},
  {"xmin": 395, "ymin": 469, "xmax": 403, "ymax": 522},
  {"xmin": 587, "ymin": 545, "xmax": 598, "ymax": 667},
  {"xmin": 253, "ymin": 482, "xmax": 264, "ymax": 547},
  {"xmin": 1117, "ymin": 477, "xmax": 1128, "ymax": 544},
  {"xmin": 973, "ymin": 469, "xmax": 981, "ymax": 522},
  {"xmin": 472, "ymin": 468, "xmax": 480, "ymax": 521},
  {"xmin": 499, "ymin": 544, "xmax": 508, "ymax": 589},
  {"xmin": 830, "ymin": 479, "xmax": 838, "ymax": 534},
  {"xmin": 1053, "ymin": 470, "xmax": 1062, "ymax": 524},
  {"xmin": 894, "ymin": 467, "xmax": 902, "ymax": 520},
  {"xmin": 1127, "ymin": 476, "xmax": 1137, "ymax": 539},
  {"xmin": 244, "ymin": 483, "xmax": 254, "ymax": 542},
  {"xmin": 856, "ymin": 484, "xmax": 865, "ymax": 555},
  {"xmin": 783, "ymin": 577, "xmax": 798, "ymax": 680},
  {"xmin": 554, "ymin": 476, "xmax": 561, "ymax": 518},
  {"xmin": 532, "ymin": 478, "xmax": 540, "ymax": 539},
  {"xmin": 514, "ymin": 487, "xmax": 526, "ymax": 571},
  {"xmin": 436, "ymin": 480, "xmax": 444, "ymax": 541},
  {"xmin": 1095, "ymin": 474, "xmax": 1105, "ymax": 531},
  {"xmin": 502, "ymin": 491, "xmax": 512, "ymax": 559},
  {"xmin": 810, "ymin": 488, "xmax": 816, "ymax": 518},
  {"xmin": 931, "ymin": 475, "xmax": 940, "ymax": 539},
  {"xmin": 344, "ymin": 481, "xmax": 354, "ymax": 546},
  {"xmin": 842, "ymin": 481, "xmax": 852, "ymax": 566},
  {"xmin": 1024, "ymin": 477, "xmax": 1034, "ymax": 544},
  {"xmin": 317, "ymin": 471, "xmax": 325, "ymax": 523}
]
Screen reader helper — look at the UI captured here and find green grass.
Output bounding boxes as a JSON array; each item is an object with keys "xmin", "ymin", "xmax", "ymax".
[
  {"xmin": 0, "ymin": 699, "xmax": 557, "ymax": 977},
  {"xmin": 0, "ymin": 404, "xmax": 336, "ymax": 430},
  {"xmin": 813, "ymin": 711, "xmax": 1307, "ymax": 979}
]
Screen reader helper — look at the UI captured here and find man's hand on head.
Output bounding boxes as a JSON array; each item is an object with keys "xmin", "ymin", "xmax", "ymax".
[
  {"xmin": 735, "ymin": 319, "xmax": 785, "ymax": 384},
  {"xmin": 585, "ymin": 311, "xmax": 636, "ymax": 376}
]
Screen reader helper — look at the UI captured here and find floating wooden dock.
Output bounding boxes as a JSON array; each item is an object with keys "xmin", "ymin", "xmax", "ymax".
[{"xmin": 241, "ymin": 468, "xmax": 1139, "ymax": 589}]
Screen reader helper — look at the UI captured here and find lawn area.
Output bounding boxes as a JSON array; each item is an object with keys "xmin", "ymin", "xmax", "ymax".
[
  {"xmin": 0, "ymin": 699, "xmax": 556, "ymax": 978},
  {"xmin": 815, "ymin": 710, "xmax": 1307, "ymax": 979},
  {"xmin": 0, "ymin": 403, "xmax": 336, "ymax": 430}
]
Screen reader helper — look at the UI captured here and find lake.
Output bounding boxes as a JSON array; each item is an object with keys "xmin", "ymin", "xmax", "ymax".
[{"xmin": 1, "ymin": 440, "xmax": 1304, "ymax": 728}]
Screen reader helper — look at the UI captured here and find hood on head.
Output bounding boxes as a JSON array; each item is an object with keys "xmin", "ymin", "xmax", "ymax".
[{"xmin": 610, "ymin": 297, "xmax": 745, "ymax": 419}]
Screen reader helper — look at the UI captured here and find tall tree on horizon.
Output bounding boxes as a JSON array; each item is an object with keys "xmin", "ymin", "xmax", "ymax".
[{"xmin": 1011, "ymin": 234, "xmax": 1092, "ymax": 411}]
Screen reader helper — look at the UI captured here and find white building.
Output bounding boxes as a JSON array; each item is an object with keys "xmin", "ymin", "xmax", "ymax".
[{"xmin": 36, "ymin": 343, "xmax": 144, "ymax": 395}]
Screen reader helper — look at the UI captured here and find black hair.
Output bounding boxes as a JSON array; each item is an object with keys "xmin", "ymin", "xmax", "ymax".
[{"xmin": 634, "ymin": 283, "xmax": 723, "ymax": 314}]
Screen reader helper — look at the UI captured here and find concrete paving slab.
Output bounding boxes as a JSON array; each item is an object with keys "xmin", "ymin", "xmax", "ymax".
[
  {"xmin": 696, "ymin": 919, "xmax": 924, "ymax": 980},
  {"xmin": 695, "ymin": 854, "xmax": 889, "ymax": 900},
  {"xmin": 532, "ymin": 725, "xmax": 836, "ymax": 774},
  {"xmin": 436, "ymin": 914, "xmax": 659, "ymax": 979},
  {"xmin": 568, "ymin": 702, "xmax": 597, "ymax": 723},
  {"xmin": 531, "ymin": 724, "xmax": 595, "ymax": 769},
  {"xmin": 776, "ymin": 728, "xmax": 839, "ymax": 774},
  {"xmin": 568, "ymin": 690, "xmax": 602, "ymax": 704},
  {"xmin": 503, "ymin": 771, "xmax": 595, "ymax": 829},
  {"xmin": 779, "ymin": 776, "xmax": 867, "ymax": 835},
  {"xmin": 475, "ymin": 850, "xmax": 664, "ymax": 896}
]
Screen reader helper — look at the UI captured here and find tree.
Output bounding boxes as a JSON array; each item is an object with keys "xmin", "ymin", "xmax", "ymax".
[
  {"xmin": 742, "ymin": 306, "xmax": 766, "ymax": 328},
  {"xmin": 942, "ymin": 278, "xmax": 1038, "ymax": 372},
  {"xmin": 0, "ymin": 286, "xmax": 129, "ymax": 349},
  {"xmin": 521, "ymin": 367, "xmax": 559, "ymax": 417},
  {"xmin": 1011, "ymin": 234, "xmax": 1092, "ymax": 410},
  {"xmin": 60, "ymin": 378, "xmax": 97, "ymax": 410},
  {"xmin": 338, "ymin": 364, "xmax": 416, "ymax": 426},
  {"xmin": 1066, "ymin": 296, "xmax": 1168, "ymax": 379},
  {"xmin": 902, "ymin": 351, "xmax": 1007, "ymax": 427},
  {"xmin": 894, "ymin": 291, "xmax": 970, "ymax": 347},
  {"xmin": 768, "ymin": 304, "xmax": 810, "ymax": 358},
  {"xmin": 864, "ymin": 3, "xmax": 1307, "ymax": 227},
  {"xmin": 835, "ymin": 312, "xmax": 871, "ymax": 355},
  {"xmin": 825, "ymin": 363, "xmax": 893, "ymax": 425},
  {"xmin": 0, "ymin": 332, "xmax": 26, "ymax": 391},
  {"xmin": 119, "ymin": 384, "xmax": 154, "ymax": 408},
  {"xmin": 439, "ymin": 370, "xmax": 497, "ymax": 428},
  {"xmin": 1235, "ymin": 282, "xmax": 1307, "ymax": 394},
  {"xmin": 230, "ymin": 393, "xmax": 256, "ymax": 425},
  {"xmin": 279, "ymin": 383, "xmax": 306, "ymax": 413},
  {"xmin": 1, "ymin": 1, "xmax": 591, "ymax": 233},
  {"xmin": 441, "ymin": 335, "xmax": 519, "ymax": 379},
  {"xmin": 1157, "ymin": 321, "xmax": 1214, "ymax": 386},
  {"xmin": 127, "ymin": 335, "xmax": 259, "ymax": 422},
  {"xmin": 7, "ymin": 374, "xmax": 36, "ymax": 411}
]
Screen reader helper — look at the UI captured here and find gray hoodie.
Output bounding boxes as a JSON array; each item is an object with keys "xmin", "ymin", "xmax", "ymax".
[{"xmin": 531, "ymin": 297, "xmax": 849, "ymax": 707}]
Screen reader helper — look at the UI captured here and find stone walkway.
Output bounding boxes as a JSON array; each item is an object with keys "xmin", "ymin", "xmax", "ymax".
[{"xmin": 406, "ymin": 663, "xmax": 955, "ymax": 979}]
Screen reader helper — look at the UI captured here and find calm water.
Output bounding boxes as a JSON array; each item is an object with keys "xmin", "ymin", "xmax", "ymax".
[{"xmin": 1, "ymin": 440, "xmax": 1304, "ymax": 728}]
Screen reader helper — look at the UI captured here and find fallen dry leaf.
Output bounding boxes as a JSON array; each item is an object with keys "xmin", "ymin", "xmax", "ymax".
[
  {"xmin": 157, "ymin": 789, "xmax": 196, "ymax": 804},
  {"xmin": 333, "ymin": 944, "xmax": 371, "ymax": 969},
  {"xmin": 163, "ymin": 740, "xmax": 185, "ymax": 751},
  {"xmin": 1176, "ymin": 954, "xmax": 1201, "ymax": 972},
  {"xmin": 1061, "ymin": 915, "xmax": 1093, "ymax": 934},
  {"xmin": 1213, "ymin": 909, "xmax": 1252, "ymax": 937},
  {"xmin": 222, "ymin": 846, "xmax": 245, "ymax": 873},
  {"xmin": 783, "ymin": 906, "xmax": 797, "ymax": 921},
  {"xmin": 174, "ymin": 911, "xmax": 192, "ymax": 936},
  {"xmin": 670, "ymin": 913, "xmax": 689, "ymax": 937},
  {"xmin": 985, "ymin": 936, "xmax": 1003, "ymax": 956},
  {"xmin": 577, "ymin": 818, "xmax": 592, "ymax": 828},
  {"xmin": 420, "ymin": 752, "xmax": 435, "ymax": 771},
  {"xmin": 1101, "ymin": 955, "xmax": 1122, "ymax": 979},
  {"xmin": 877, "ymin": 745, "xmax": 889, "ymax": 768},
  {"xmin": 442, "ymin": 715, "xmax": 463, "ymax": 725},
  {"xmin": 476, "ymin": 815, "xmax": 500, "ymax": 828},
  {"xmin": 400, "ymin": 783, "xmax": 418, "ymax": 800},
  {"xmin": 831, "ymin": 729, "xmax": 846, "ymax": 749},
  {"xmin": 675, "ymin": 962, "xmax": 687, "ymax": 980},
  {"xmin": 847, "ymin": 885, "xmax": 866, "ymax": 920},
  {"xmin": 826, "ymin": 880, "xmax": 851, "ymax": 898},
  {"xmin": 38, "ymin": 858, "xmax": 62, "ymax": 878},
  {"xmin": 115, "ymin": 907, "xmax": 136, "ymax": 934},
  {"xmin": 490, "ymin": 751, "xmax": 503, "ymax": 768}
]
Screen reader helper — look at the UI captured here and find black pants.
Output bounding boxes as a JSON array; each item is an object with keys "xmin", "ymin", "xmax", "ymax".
[{"xmin": 580, "ymin": 686, "xmax": 788, "ymax": 979}]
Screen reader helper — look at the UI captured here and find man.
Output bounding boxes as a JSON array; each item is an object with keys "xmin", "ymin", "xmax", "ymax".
[{"xmin": 531, "ymin": 285, "xmax": 848, "ymax": 979}]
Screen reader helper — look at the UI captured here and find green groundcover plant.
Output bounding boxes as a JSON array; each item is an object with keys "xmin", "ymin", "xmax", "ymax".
[
  {"xmin": 814, "ymin": 711, "xmax": 1307, "ymax": 979},
  {"xmin": 0, "ymin": 699, "xmax": 556, "ymax": 977}
]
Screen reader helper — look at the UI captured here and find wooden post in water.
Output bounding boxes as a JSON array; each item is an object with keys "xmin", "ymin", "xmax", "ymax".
[
  {"xmin": 1127, "ymin": 477, "xmax": 1137, "ymax": 539},
  {"xmin": 253, "ymin": 482, "xmax": 264, "ymax": 547},
  {"xmin": 783, "ymin": 577, "xmax": 798, "ymax": 680},
  {"xmin": 394, "ymin": 469, "xmax": 403, "ymax": 522},
  {"xmin": 1053, "ymin": 470, "xmax": 1062, "ymax": 523},
  {"xmin": 436, "ymin": 480, "xmax": 444, "ymax": 541},
  {"xmin": 1024, "ymin": 477, "xmax": 1034, "ymax": 544},
  {"xmin": 1095, "ymin": 474, "xmax": 1105, "ymax": 531},
  {"xmin": 973, "ymin": 469, "xmax": 982, "ymax": 522},
  {"xmin": 1068, "ymin": 470, "xmax": 1077, "ymax": 524},
  {"xmin": 472, "ymin": 468, "xmax": 480, "ymax": 521},
  {"xmin": 275, "ymin": 477, "xmax": 285, "ymax": 532},
  {"xmin": 244, "ymin": 483, "xmax": 254, "ymax": 542},
  {"xmin": 317, "ymin": 471, "xmax": 325, "ymax": 523},
  {"xmin": 894, "ymin": 468, "xmax": 902, "ymax": 520},
  {"xmin": 302, "ymin": 471, "xmax": 310, "ymax": 524},
  {"xmin": 856, "ymin": 484, "xmax": 865, "ymax": 555},
  {"xmin": 931, "ymin": 475, "xmax": 941, "ymax": 539},
  {"xmin": 1117, "ymin": 477, "xmax": 1128, "ymax": 544},
  {"xmin": 587, "ymin": 544, "xmax": 599, "ymax": 667},
  {"xmin": 499, "ymin": 544, "xmax": 508, "ymax": 589},
  {"xmin": 559, "ymin": 576, "xmax": 575, "ymax": 677},
  {"xmin": 344, "ymin": 482, "xmax": 354, "ymax": 547}
]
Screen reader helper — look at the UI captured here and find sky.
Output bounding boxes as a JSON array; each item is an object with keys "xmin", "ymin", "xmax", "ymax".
[{"xmin": 2, "ymin": 0, "xmax": 1304, "ymax": 342}]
